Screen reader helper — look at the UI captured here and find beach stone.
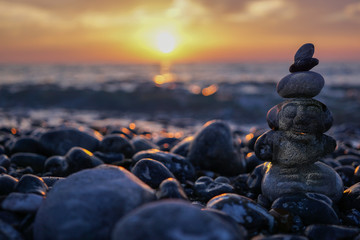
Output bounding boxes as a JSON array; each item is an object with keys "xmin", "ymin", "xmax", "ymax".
[
  {"xmin": 252, "ymin": 234, "xmax": 308, "ymax": 240},
  {"xmin": 156, "ymin": 178, "xmax": 188, "ymax": 200},
  {"xmin": 187, "ymin": 120, "xmax": 245, "ymax": 176},
  {"xmin": 44, "ymin": 156, "xmax": 67, "ymax": 176},
  {"xmin": 340, "ymin": 182, "xmax": 360, "ymax": 211},
  {"xmin": 247, "ymin": 163, "xmax": 269, "ymax": 195},
  {"xmin": 170, "ymin": 136, "xmax": 193, "ymax": 157},
  {"xmin": 0, "ymin": 218, "xmax": 24, "ymax": 240},
  {"xmin": 1, "ymin": 192, "xmax": 44, "ymax": 213},
  {"xmin": 336, "ymin": 154, "xmax": 360, "ymax": 167},
  {"xmin": 294, "ymin": 43, "xmax": 315, "ymax": 61},
  {"xmin": 41, "ymin": 176, "xmax": 64, "ymax": 188},
  {"xmin": 156, "ymin": 137, "xmax": 180, "ymax": 151},
  {"xmin": 269, "ymin": 208, "xmax": 304, "ymax": 233},
  {"xmin": 34, "ymin": 165, "xmax": 156, "ymax": 240},
  {"xmin": 99, "ymin": 134, "xmax": 135, "ymax": 158},
  {"xmin": 131, "ymin": 158, "xmax": 175, "ymax": 189},
  {"xmin": 243, "ymin": 128, "xmax": 266, "ymax": 151},
  {"xmin": 39, "ymin": 127, "xmax": 101, "ymax": 156},
  {"xmin": 342, "ymin": 208, "xmax": 360, "ymax": 227},
  {"xmin": 112, "ymin": 200, "xmax": 244, "ymax": 240},
  {"xmin": 289, "ymin": 58, "xmax": 319, "ymax": 73},
  {"xmin": 355, "ymin": 165, "xmax": 360, "ymax": 183},
  {"xmin": 64, "ymin": 147, "xmax": 103, "ymax": 175},
  {"xmin": 93, "ymin": 151, "xmax": 124, "ymax": 164},
  {"xmin": 14, "ymin": 174, "xmax": 48, "ymax": 196},
  {"xmin": 0, "ymin": 174, "xmax": 18, "ymax": 195},
  {"xmin": 206, "ymin": 193, "xmax": 275, "ymax": 234},
  {"xmin": 276, "ymin": 71, "xmax": 324, "ymax": 98},
  {"xmin": 10, "ymin": 153, "xmax": 47, "ymax": 173},
  {"xmin": 194, "ymin": 176, "xmax": 234, "ymax": 202},
  {"xmin": 130, "ymin": 136, "xmax": 159, "ymax": 153},
  {"xmin": 304, "ymin": 224, "xmax": 360, "ymax": 240},
  {"xmin": 270, "ymin": 193, "xmax": 339, "ymax": 226},
  {"xmin": 266, "ymin": 99, "xmax": 333, "ymax": 133},
  {"xmin": 245, "ymin": 152, "xmax": 264, "ymax": 172},
  {"xmin": 132, "ymin": 149, "xmax": 195, "ymax": 182},
  {"xmin": 7, "ymin": 137, "xmax": 43, "ymax": 155},
  {"xmin": 0, "ymin": 154, "xmax": 10, "ymax": 169},
  {"xmin": 0, "ymin": 166, "xmax": 6, "ymax": 174},
  {"xmin": 334, "ymin": 165, "xmax": 355, "ymax": 187}
]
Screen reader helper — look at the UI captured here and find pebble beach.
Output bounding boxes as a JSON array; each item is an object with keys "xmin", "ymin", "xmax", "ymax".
[{"xmin": 1, "ymin": 61, "xmax": 360, "ymax": 239}]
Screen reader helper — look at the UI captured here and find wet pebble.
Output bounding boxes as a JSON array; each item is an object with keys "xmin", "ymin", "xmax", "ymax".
[
  {"xmin": 39, "ymin": 127, "xmax": 101, "ymax": 156},
  {"xmin": 276, "ymin": 71, "xmax": 324, "ymax": 98},
  {"xmin": 304, "ymin": 224, "xmax": 360, "ymax": 240},
  {"xmin": 194, "ymin": 176, "xmax": 234, "ymax": 202},
  {"xmin": 10, "ymin": 153, "xmax": 47, "ymax": 173},
  {"xmin": 1, "ymin": 192, "xmax": 44, "ymax": 213},
  {"xmin": 131, "ymin": 158, "xmax": 175, "ymax": 189},
  {"xmin": 289, "ymin": 58, "xmax": 319, "ymax": 73},
  {"xmin": 156, "ymin": 178, "xmax": 188, "ymax": 200},
  {"xmin": 0, "ymin": 154, "xmax": 10, "ymax": 169},
  {"xmin": 187, "ymin": 120, "xmax": 246, "ymax": 176},
  {"xmin": 99, "ymin": 134, "xmax": 135, "ymax": 158},
  {"xmin": 130, "ymin": 136, "xmax": 159, "ymax": 153},
  {"xmin": 252, "ymin": 234, "xmax": 308, "ymax": 240},
  {"xmin": 94, "ymin": 151, "xmax": 124, "ymax": 164},
  {"xmin": 132, "ymin": 149, "xmax": 195, "ymax": 183},
  {"xmin": 41, "ymin": 176, "xmax": 64, "ymax": 188},
  {"xmin": 334, "ymin": 165, "xmax": 355, "ymax": 187},
  {"xmin": 342, "ymin": 208, "xmax": 360, "ymax": 227},
  {"xmin": 112, "ymin": 200, "xmax": 245, "ymax": 240},
  {"xmin": 246, "ymin": 152, "xmax": 264, "ymax": 172},
  {"xmin": 336, "ymin": 154, "xmax": 360, "ymax": 167},
  {"xmin": 340, "ymin": 182, "xmax": 360, "ymax": 211},
  {"xmin": 34, "ymin": 165, "xmax": 155, "ymax": 240},
  {"xmin": 0, "ymin": 166, "xmax": 6, "ymax": 174},
  {"xmin": 270, "ymin": 193, "xmax": 339, "ymax": 226},
  {"xmin": 354, "ymin": 165, "xmax": 360, "ymax": 183},
  {"xmin": 170, "ymin": 136, "xmax": 193, "ymax": 157},
  {"xmin": 247, "ymin": 162, "xmax": 269, "ymax": 195},
  {"xmin": 0, "ymin": 218, "xmax": 24, "ymax": 240},
  {"xmin": 14, "ymin": 174, "xmax": 48, "ymax": 196},
  {"xmin": 43, "ymin": 155, "xmax": 67, "ymax": 176},
  {"xmin": 64, "ymin": 147, "xmax": 103, "ymax": 175},
  {"xmin": 156, "ymin": 137, "xmax": 180, "ymax": 151},
  {"xmin": 207, "ymin": 193, "xmax": 275, "ymax": 235},
  {"xmin": 0, "ymin": 174, "xmax": 18, "ymax": 195}
]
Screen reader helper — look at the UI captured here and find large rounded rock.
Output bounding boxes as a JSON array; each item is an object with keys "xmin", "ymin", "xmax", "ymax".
[
  {"xmin": 11, "ymin": 153, "xmax": 47, "ymax": 173},
  {"xmin": 39, "ymin": 127, "xmax": 101, "ymax": 156},
  {"xmin": 112, "ymin": 200, "xmax": 245, "ymax": 240},
  {"xmin": 277, "ymin": 71, "xmax": 324, "ymax": 98},
  {"xmin": 34, "ymin": 165, "xmax": 155, "ymax": 240},
  {"xmin": 99, "ymin": 134, "xmax": 135, "ymax": 158},
  {"xmin": 187, "ymin": 120, "xmax": 245, "ymax": 176}
]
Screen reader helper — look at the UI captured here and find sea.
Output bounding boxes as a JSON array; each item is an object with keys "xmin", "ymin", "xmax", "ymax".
[{"xmin": 0, "ymin": 62, "xmax": 360, "ymax": 130}]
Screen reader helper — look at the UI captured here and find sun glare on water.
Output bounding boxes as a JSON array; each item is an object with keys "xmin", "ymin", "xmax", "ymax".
[{"xmin": 155, "ymin": 31, "xmax": 176, "ymax": 54}]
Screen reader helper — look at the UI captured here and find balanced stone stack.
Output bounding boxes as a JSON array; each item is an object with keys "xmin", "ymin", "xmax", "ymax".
[{"xmin": 254, "ymin": 43, "xmax": 343, "ymax": 202}]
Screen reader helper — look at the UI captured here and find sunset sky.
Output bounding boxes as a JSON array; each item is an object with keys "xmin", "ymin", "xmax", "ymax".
[{"xmin": 1, "ymin": 0, "xmax": 360, "ymax": 63}]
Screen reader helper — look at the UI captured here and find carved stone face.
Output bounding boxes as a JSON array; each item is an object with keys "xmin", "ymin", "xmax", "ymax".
[{"xmin": 267, "ymin": 99, "xmax": 333, "ymax": 134}]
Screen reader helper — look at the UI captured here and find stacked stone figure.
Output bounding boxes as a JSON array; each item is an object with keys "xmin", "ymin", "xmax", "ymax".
[{"xmin": 254, "ymin": 43, "xmax": 343, "ymax": 202}]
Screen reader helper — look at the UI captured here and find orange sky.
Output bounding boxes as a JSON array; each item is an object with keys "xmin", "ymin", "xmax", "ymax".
[{"xmin": 1, "ymin": 0, "xmax": 360, "ymax": 63}]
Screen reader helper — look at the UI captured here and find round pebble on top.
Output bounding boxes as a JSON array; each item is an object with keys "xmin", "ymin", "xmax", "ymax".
[
  {"xmin": 289, "ymin": 43, "xmax": 319, "ymax": 72},
  {"xmin": 277, "ymin": 71, "xmax": 324, "ymax": 98},
  {"xmin": 294, "ymin": 43, "xmax": 315, "ymax": 62}
]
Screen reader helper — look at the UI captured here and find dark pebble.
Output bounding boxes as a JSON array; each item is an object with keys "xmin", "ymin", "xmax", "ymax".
[
  {"xmin": 342, "ymin": 208, "xmax": 360, "ymax": 227},
  {"xmin": 1, "ymin": 192, "xmax": 44, "ymax": 213},
  {"xmin": 289, "ymin": 58, "xmax": 319, "ymax": 73},
  {"xmin": 247, "ymin": 162, "xmax": 270, "ymax": 195},
  {"xmin": 0, "ymin": 174, "xmax": 18, "ymax": 195},
  {"xmin": 44, "ymin": 156, "xmax": 67, "ymax": 176},
  {"xmin": 0, "ymin": 166, "xmax": 7, "ymax": 174},
  {"xmin": 252, "ymin": 234, "xmax": 308, "ymax": 240},
  {"xmin": 41, "ymin": 176, "xmax": 64, "ymax": 188},
  {"xmin": 304, "ymin": 224, "xmax": 360, "ymax": 240},
  {"xmin": 245, "ymin": 152, "xmax": 264, "ymax": 172},
  {"xmin": 156, "ymin": 178, "xmax": 188, "ymax": 200},
  {"xmin": 132, "ymin": 149, "xmax": 195, "ymax": 183},
  {"xmin": 207, "ymin": 193, "xmax": 275, "ymax": 235},
  {"xmin": 269, "ymin": 208, "xmax": 305, "ymax": 233},
  {"xmin": 336, "ymin": 155, "xmax": 360, "ymax": 167},
  {"xmin": 187, "ymin": 120, "xmax": 246, "ymax": 176},
  {"xmin": 271, "ymin": 193, "xmax": 339, "ymax": 225},
  {"xmin": 7, "ymin": 136, "xmax": 43, "ymax": 155},
  {"xmin": 156, "ymin": 137, "xmax": 180, "ymax": 151},
  {"xmin": 0, "ymin": 154, "xmax": 10, "ymax": 169},
  {"xmin": 39, "ymin": 127, "xmax": 101, "ymax": 156},
  {"xmin": 64, "ymin": 147, "xmax": 103, "ymax": 175},
  {"xmin": 194, "ymin": 176, "xmax": 234, "ymax": 202},
  {"xmin": 0, "ymin": 218, "xmax": 24, "ymax": 240},
  {"xmin": 354, "ymin": 165, "xmax": 360, "ymax": 183},
  {"xmin": 170, "ymin": 136, "xmax": 193, "ymax": 157},
  {"xmin": 112, "ymin": 200, "xmax": 245, "ymax": 240},
  {"xmin": 14, "ymin": 174, "xmax": 48, "ymax": 196},
  {"xmin": 34, "ymin": 165, "xmax": 155, "ymax": 240},
  {"xmin": 131, "ymin": 158, "xmax": 175, "ymax": 189},
  {"xmin": 10, "ymin": 153, "xmax": 47, "ymax": 173},
  {"xmin": 130, "ymin": 136, "xmax": 159, "ymax": 153},
  {"xmin": 243, "ymin": 128, "xmax": 266, "ymax": 151},
  {"xmin": 294, "ymin": 43, "xmax": 315, "ymax": 61},
  {"xmin": 334, "ymin": 165, "xmax": 355, "ymax": 187},
  {"xmin": 340, "ymin": 182, "xmax": 360, "ymax": 211},
  {"xmin": 99, "ymin": 134, "xmax": 135, "ymax": 158}
]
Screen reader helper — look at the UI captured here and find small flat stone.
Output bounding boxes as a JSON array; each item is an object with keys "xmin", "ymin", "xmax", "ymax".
[
  {"xmin": 194, "ymin": 176, "xmax": 234, "ymax": 202},
  {"xmin": 290, "ymin": 58, "xmax": 319, "ymax": 73},
  {"xmin": 277, "ymin": 71, "xmax": 324, "ymax": 98},
  {"xmin": 15, "ymin": 174, "xmax": 48, "ymax": 196},
  {"xmin": 156, "ymin": 178, "xmax": 188, "ymax": 200},
  {"xmin": 294, "ymin": 43, "xmax": 315, "ymax": 61},
  {"xmin": 2, "ymin": 192, "xmax": 44, "ymax": 213}
]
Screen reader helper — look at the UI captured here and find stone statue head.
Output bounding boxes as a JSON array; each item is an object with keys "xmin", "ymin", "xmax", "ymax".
[{"xmin": 267, "ymin": 99, "xmax": 333, "ymax": 133}]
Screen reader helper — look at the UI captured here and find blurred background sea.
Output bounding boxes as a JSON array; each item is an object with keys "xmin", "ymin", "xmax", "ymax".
[{"xmin": 0, "ymin": 62, "xmax": 360, "ymax": 128}]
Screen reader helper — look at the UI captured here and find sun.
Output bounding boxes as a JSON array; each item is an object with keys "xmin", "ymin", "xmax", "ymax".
[{"xmin": 155, "ymin": 31, "xmax": 176, "ymax": 54}]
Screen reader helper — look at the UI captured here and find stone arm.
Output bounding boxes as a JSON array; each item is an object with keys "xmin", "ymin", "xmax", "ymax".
[{"xmin": 254, "ymin": 130, "xmax": 276, "ymax": 162}]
